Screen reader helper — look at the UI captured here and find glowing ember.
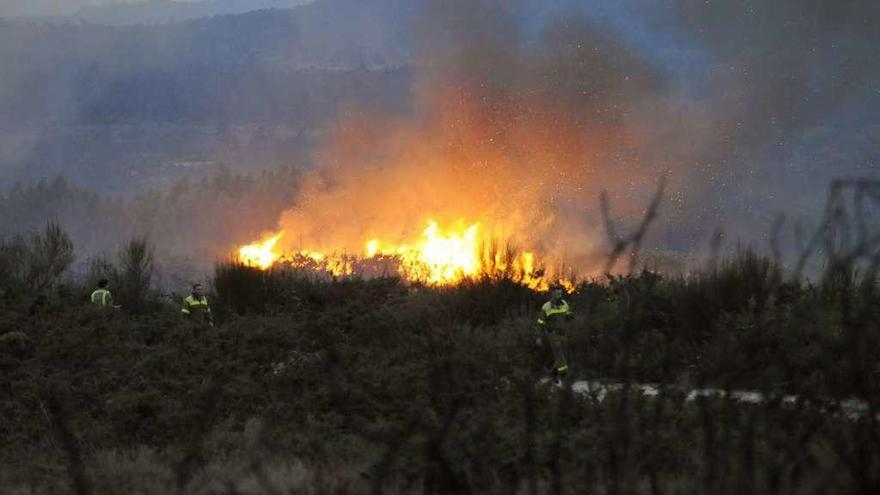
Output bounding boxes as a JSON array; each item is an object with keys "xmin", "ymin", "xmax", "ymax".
[
  {"xmin": 238, "ymin": 232, "xmax": 283, "ymax": 269},
  {"xmin": 236, "ymin": 220, "xmax": 570, "ymax": 290}
]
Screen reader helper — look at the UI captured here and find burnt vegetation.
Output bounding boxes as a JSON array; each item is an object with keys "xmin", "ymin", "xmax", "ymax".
[{"xmin": 2, "ymin": 183, "xmax": 880, "ymax": 494}]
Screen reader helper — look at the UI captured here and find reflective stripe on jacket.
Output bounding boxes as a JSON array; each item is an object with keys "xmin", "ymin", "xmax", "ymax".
[
  {"xmin": 182, "ymin": 295, "xmax": 211, "ymax": 317},
  {"xmin": 90, "ymin": 289, "xmax": 112, "ymax": 307},
  {"xmin": 537, "ymin": 300, "xmax": 572, "ymax": 332}
]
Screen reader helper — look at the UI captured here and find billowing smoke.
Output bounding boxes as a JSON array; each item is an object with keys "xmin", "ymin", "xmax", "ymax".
[
  {"xmin": 268, "ymin": 0, "xmax": 880, "ymax": 273},
  {"xmin": 2, "ymin": 0, "xmax": 876, "ymax": 274},
  {"xmin": 677, "ymin": 0, "xmax": 879, "ymax": 140},
  {"xmin": 275, "ymin": 0, "xmax": 676, "ymax": 274}
]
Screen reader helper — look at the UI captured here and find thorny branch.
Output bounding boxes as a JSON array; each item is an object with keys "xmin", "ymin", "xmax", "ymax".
[
  {"xmin": 600, "ymin": 177, "xmax": 666, "ymax": 274},
  {"xmin": 793, "ymin": 179, "xmax": 880, "ymax": 275}
]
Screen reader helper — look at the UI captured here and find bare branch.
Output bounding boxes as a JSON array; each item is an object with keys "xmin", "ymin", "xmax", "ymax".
[
  {"xmin": 627, "ymin": 177, "xmax": 666, "ymax": 273},
  {"xmin": 708, "ymin": 227, "xmax": 725, "ymax": 273},
  {"xmin": 770, "ymin": 214, "xmax": 786, "ymax": 266},
  {"xmin": 599, "ymin": 177, "xmax": 666, "ymax": 274}
]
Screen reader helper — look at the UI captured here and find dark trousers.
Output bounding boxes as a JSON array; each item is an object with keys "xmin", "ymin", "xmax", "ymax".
[{"xmin": 540, "ymin": 329, "xmax": 569, "ymax": 376}]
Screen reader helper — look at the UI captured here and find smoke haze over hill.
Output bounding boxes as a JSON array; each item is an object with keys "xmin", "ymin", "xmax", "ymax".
[
  {"xmin": 0, "ymin": 0, "xmax": 313, "ymax": 19},
  {"xmin": 0, "ymin": 0, "xmax": 876, "ymax": 271},
  {"xmin": 270, "ymin": 0, "xmax": 879, "ymax": 273}
]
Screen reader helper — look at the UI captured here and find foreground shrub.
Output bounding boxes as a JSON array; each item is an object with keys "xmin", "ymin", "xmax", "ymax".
[
  {"xmin": 0, "ymin": 222, "xmax": 74, "ymax": 306},
  {"xmin": 1, "ymin": 250, "xmax": 879, "ymax": 493}
]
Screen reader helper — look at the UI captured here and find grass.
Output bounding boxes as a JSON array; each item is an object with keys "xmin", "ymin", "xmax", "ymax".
[{"xmin": 1, "ymin": 246, "xmax": 879, "ymax": 493}]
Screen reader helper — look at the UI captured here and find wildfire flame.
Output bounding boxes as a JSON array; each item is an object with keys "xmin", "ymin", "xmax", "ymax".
[
  {"xmin": 236, "ymin": 220, "xmax": 567, "ymax": 290},
  {"xmin": 366, "ymin": 220, "xmax": 480, "ymax": 284},
  {"xmin": 226, "ymin": 9, "xmax": 665, "ymax": 294},
  {"xmin": 238, "ymin": 231, "xmax": 283, "ymax": 269}
]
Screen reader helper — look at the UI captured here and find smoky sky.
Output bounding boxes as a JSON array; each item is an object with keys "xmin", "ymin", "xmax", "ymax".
[
  {"xmin": 0, "ymin": 1, "xmax": 152, "ymax": 17},
  {"xmin": 274, "ymin": 0, "xmax": 674, "ymax": 273},
  {"xmin": 672, "ymin": 0, "xmax": 879, "ymax": 163},
  {"xmin": 279, "ymin": 0, "xmax": 880, "ymax": 268},
  {"xmin": 0, "ymin": 0, "xmax": 877, "ymax": 269},
  {"xmin": 0, "ymin": 1, "xmax": 230, "ymax": 17},
  {"xmin": 533, "ymin": 0, "xmax": 880, "ymax": 248},
  {"xmin": 668, "ymin": 0, "xmax": 879, "ymax": 245}
]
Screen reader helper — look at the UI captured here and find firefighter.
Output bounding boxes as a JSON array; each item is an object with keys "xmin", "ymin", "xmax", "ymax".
[
  {"xmin": 90, "ymin": 278, "xmax": 119, "ymax": 308},
  {"xmin": 536, "ymin": 282, "xmax": 574, "ymax": 385},
  {"xmin": 181, "ymin": 283, "xmax": 213, "ymax": 326}
]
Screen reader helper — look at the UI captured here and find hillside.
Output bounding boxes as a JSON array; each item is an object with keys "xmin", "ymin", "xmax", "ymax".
[
  {"xmin": 0, "ymin": 1, "xmax": 415, "ymax": 127},
  {"xmin": 73, "ymin": 0, "xmax": 314, "ymax": 25},
  {"xmin": 0, "ymin": 0, "xmax": 417, "ymax": 191}
]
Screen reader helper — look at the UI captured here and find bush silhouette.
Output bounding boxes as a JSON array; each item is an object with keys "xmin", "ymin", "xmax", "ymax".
[{"xmin": 2, "ymin": 236, "xmax": 879, "ymax": 492}]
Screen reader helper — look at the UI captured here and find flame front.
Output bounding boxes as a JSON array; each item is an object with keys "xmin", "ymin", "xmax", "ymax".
[
  {"xmin": 238, "ymin": 232, "xmax": 283, "ymax": 269},
  {"xmin": 367, "ymin": 220, "xmax": 480, "ymax": 284},
  {"xmin": 225, "ymin": 13, "xmax": 668, "ymax": 292},
  {"xmin": 236, "ymin": 220, "xmax": 561, "ymax": 289}
]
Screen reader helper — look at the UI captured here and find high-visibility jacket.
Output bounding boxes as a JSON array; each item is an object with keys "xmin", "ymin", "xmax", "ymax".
[
  {"xmin": 182, "ymin": 295, "xmax": 211, "ymax": 321},
  {"xmin": 537, "ymin": 299, "xmax": 573, "ymax": 332},
  {"xmin": 90, "ymin": 288, "xmax": 114, "ymax": 307}
]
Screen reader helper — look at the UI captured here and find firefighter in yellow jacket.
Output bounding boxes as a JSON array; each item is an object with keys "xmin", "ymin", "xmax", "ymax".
[
  {"xmin": 181, "ymin": 283, "xmax": 213, "ymax": 326},
  {"xmin": 90, "ymin": 278, "xmax": 120, "ymax": 309},
  {"xmin": 537, "ymin": 282, "xmax": 574, "ymax": 384}
]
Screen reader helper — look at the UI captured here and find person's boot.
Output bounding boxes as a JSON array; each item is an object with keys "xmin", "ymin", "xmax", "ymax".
[
  {"xmin": 546, "ymin": 367, "xmax": 559, "ymax": 386},
  {"xmin": 555, "ymin": 364, "xmax": 569, "ymax": 386}
]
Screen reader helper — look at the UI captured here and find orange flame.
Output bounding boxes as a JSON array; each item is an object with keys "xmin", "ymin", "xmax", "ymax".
[
  {"xmin": 226, "ymin": 19, "xmax": 672, "ymax": 291},
  {"xmin": 366, "ymin": 220, "xmax": 480, "ymax": 284},
  {"xmin": 238, "ymin": 231, "xmax": 283, "ymax": 269},
  {"xmin": 236, "ymin": 220, "xmax": 572, "ymax": 290}
]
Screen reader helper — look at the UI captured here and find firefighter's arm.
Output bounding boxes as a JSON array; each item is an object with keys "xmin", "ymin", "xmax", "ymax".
[
  {"xmin": 181, "ymin": 301, "xmax": 191, "ymax": 316},
  {"xmin": 535, "ymin": 308, "xmax": 547, "ymax": 346}
]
